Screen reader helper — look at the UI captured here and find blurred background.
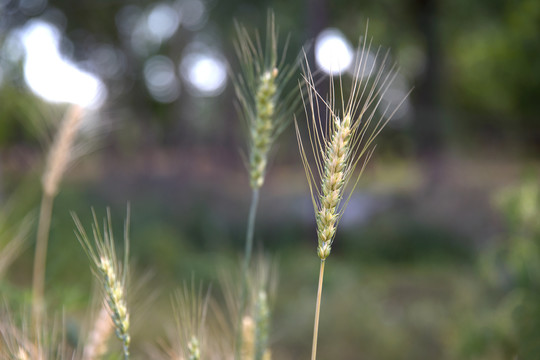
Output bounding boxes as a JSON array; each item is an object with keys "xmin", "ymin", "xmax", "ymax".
[{"xmin": 1, "ymin": 0, "xmax": 540, "ymax": 359}]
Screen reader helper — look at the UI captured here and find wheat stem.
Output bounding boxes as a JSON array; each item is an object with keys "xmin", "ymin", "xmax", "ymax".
[
  {"xmin": 243, "ymin": 188, "xmax": 260, "ymax": 273},
  {"xmin": 31, "ymin": 191, "xmax": 54, "ymax": 329},
  {"xmin": 254, "ymin": 290, "xmax": 269, "ymax": 360},
  {"xmin": 235, "ymin": 188, "xmax": 260, "ymax": 359},
  {"xmin": 311, "ymin": 259, "xmax": 325, "ymax": 360},
  {"xmin": 32, "ymin": 105, "xmax": 83, "ymax": 328}
]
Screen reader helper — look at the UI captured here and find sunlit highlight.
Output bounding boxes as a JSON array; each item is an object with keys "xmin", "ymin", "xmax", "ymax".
[{"xmin": 20, "ymin": 20, "xmax": 106, "ymax": 108}]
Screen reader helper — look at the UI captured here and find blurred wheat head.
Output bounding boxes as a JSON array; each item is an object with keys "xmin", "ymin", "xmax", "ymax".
[
  {"xmin": 0, "ymin": 305, "xmax": 73, "ymax": 360},
  {"xmin": 172, "ymin": 282, "xmax": 210, "ymax": 360},
  {"xmin": 73, "ymin": 208, "xmax": 131, "ymax": 360},
  {"xmin": 233, "ymin": 12, "xmax": 299, "ymax": 190}
]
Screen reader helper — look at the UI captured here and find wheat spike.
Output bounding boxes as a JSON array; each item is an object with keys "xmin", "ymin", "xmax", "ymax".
[
  {"xmin": 233, "ymin": 12, "xmax": 300, "ymax": 190},
  {"xmin": 74, "ymin": 208, "xmax": 131, "ymax": 360},
  {"xmin": 296, "ymin": 30, "xmax": 409, "ymax": 260},
  {"xmin": 249, "ymin": 68, "xmax": 278, "ymax": 188}
]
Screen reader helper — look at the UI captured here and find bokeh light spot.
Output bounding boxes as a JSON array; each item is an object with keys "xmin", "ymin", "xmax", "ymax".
[
  {"xmin": 144, "ymin": 55, "xmax": 180, "ymax": 103},
  {"xmin": 315, "ymin": 28, "xmax": 353, "ymax": 75},
  {"xmin": 20, "ymin": 20, "xmax": 107, "ymax": 108},
  {"xmin": 147, "ymin": 3, "xmax": 180, "ymax": 42},
  {"xmin": 178, "ymin": 0, "xmax": 207, "ymax": 31},
  {"xmin": 180, "ymin": 51, "xmax": 227, "ymax": 97}
]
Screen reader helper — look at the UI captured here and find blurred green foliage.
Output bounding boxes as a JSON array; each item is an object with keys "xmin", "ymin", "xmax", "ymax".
[
  {"xmin": 448, "ymin": 0, "xmax": 540, "ymax": 149},
  {"xmin": 461, "ymin": 177, "xmax": 540, "ymax": 359}
]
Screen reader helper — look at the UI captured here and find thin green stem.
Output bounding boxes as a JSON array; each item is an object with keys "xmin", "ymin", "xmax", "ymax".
[
  {"xmin": 311, "ymin": 259, "xmax": 325, "ymax": 360},
  {"xmin": 235, "ymin": 188, "xmax": 261, "ymax": 360},
  {"xmin": 243, "ymin": 188, "xmax": 260, "ymax": 274},
  {"xmin": 32, "ymin": 192, "xmax": 55, "ymax": 329}
]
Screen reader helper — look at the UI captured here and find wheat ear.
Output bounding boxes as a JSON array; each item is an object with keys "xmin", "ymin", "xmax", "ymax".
[
  {"xmin": 296, "ymin": 27, "xmax": 410, "ymax": 360},
  {"xmin": 73, "ymin": 208, "xmax": 131, "ymax": 360},
  {"xmin": 172, "ymin": 281, "xmax": 210, "ymax": 360},
  {"xmin": 233, "ymin": 10, "xmax": 301, "ymax": 268},
  {"xmin": 32, "ymin": 104, "xmax": 83, "ymax": 329}
]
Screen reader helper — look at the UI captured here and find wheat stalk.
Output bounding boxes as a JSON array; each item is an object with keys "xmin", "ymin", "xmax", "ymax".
[
  {"xmin": 296, "ymin": 26, "xmax": 410, "ymax": 359},
  {"xmin": 32, "ymin": 104, "xmax": 84, "ymax": 329},
  {"xmin": 73, "ymin": 208, "xmax": 131, "ymax": 360},
  {"xmin": 232, "ymin": 13, "xmax": 299, "ymax": 359},
  {"xmin": 41, "ymin": 105, "xmax": 83, "ymax": 198}
]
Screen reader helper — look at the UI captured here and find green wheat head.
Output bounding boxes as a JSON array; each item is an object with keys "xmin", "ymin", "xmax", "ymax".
[
  {"xmin": 296, "ymin": 33, "xmax": 410, "ymax": 260},
  {"xmin": 233, "ymin": 12, "xmax": 300, "ymax": 189}
]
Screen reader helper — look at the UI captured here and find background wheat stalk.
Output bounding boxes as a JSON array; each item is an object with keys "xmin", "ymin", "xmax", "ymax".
[
  {"xmin": 233, "ymin": 12, "xmax": 298, "ymax": 271},
  {"xmin": 232, "ymin": 12, "xmax": 299, "ymax": 359},
  {"xmin": 296, "ymin": 30, "xmax": 410, "ymax": 359},
  {"xmin": 32, "ymin": 104, "xmax": 83, "ymax": 329}
]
